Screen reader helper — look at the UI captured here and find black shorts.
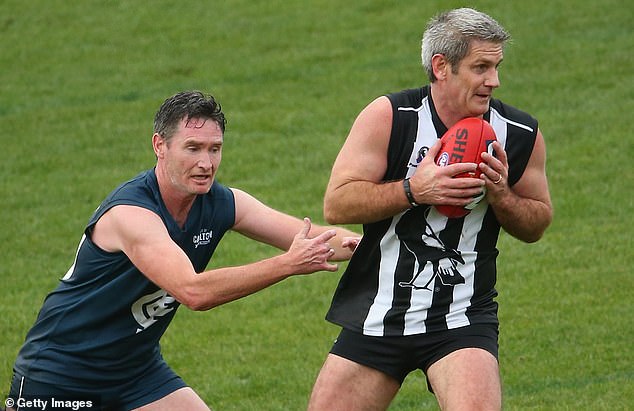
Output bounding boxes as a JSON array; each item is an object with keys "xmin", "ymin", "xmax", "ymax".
[
  {"xmin": 330, "ymin": 323, "xmax": 498, "ymax": 389},
  {"xmin": 7, "ymin": 359, "xmax": 187, "ymax": 410}
]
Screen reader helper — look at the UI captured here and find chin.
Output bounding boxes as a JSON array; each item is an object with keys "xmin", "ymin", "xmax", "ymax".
[
  {"xmin": 196, "ymin": 185, "xmax": 213, "ymax": 194},
  {"xmin": 468, "ymin": 106, "xmax": 489, "ymax": 118},
  {"xmin": 185, "ymin": 183, "xmax": 211, "ymax": 195}
]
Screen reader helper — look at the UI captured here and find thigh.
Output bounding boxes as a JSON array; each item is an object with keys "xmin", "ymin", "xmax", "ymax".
[
  {"xmin": 308, "ymin": 354, "xmax": 400, "ymax": 411},
  {"xmin": 426, "ymin": 348, "xmax": 501, "ymax": 411},
  {"xmin": 118, "ymin": 358, "xmax": 190, "ymax": 410},
  {"xmin": 132, "ymin": 387, "xmax": 210, "ymax": 411}
]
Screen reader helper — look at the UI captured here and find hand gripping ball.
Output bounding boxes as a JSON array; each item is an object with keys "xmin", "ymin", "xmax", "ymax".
[{"xmin": 434, "ymin": 117, "xmax": 497, "ymax": 218}]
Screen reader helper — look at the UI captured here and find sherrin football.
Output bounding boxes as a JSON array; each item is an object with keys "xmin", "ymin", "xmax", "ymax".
[{"xmin": 434, "ymin": 117, "xmax": 497, "ymax": 218}]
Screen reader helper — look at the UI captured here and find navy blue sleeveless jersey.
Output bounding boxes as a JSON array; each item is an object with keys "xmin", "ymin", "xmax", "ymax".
[
  {"xmin": 13, "ymin": 169, "xmax": 235, "ymax": 385},
  {"xmin": 326, "ymin": 86, "xmax": 538, "ymax": 336}
]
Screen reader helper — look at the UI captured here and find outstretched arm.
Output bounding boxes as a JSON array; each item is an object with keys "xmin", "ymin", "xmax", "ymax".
[
  {"xmin": 91, "ymin": 204, "xmax": 341, "ymax": 311},
  {"xmin": 230, "ymin": 188, "xmax": 360, "ymax": 261}
]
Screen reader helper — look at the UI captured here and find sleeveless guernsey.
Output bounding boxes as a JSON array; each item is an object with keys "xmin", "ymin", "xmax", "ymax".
[
  {"xmin": 326, "ymin": 86, "xmax": 538, "ymax": 337},
  {"xmin": 13, "ymin": 169, "xmax": 235, "ymax": 385}
]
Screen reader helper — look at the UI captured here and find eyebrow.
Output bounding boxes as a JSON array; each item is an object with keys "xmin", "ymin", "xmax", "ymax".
[{"xmin": 471, "ymin": 56, "xmax": 503, "ymax": 67}]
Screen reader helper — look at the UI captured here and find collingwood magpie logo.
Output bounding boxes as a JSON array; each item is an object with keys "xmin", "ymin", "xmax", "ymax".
[
  {"xmin": 193, "ymin": 228, "xmax": 213, "ymax": 248},
  {"xmin": 408, "ymin": 145, "xmax": 429, "ymax": 168},
  {"xmin": 396, "ymin": 210, "xmax": 465, "ymax": 291}
]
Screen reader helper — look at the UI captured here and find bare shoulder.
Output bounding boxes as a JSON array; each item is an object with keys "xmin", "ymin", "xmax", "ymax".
[
  {"xmin": 92, "ymin": 205, "xmax": 165, "ymax": 253},
  {"xmin": 329, "ymin": 96, "xmax": 393, "ymax": 185},
  {"xmin": 350, "ymin": 95, "xmax": 393, "ymax": 139}
]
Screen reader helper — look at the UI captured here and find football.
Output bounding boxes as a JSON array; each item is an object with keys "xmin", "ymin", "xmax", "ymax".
[{"xmin": 434, "ymin": 117, "xmax": 497, "ymax": 218}]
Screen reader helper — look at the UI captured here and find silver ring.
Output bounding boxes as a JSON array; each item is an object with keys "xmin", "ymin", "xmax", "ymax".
[{"xmin": 493, "ymin": 174, "xmax": 502, "ymax": 184}]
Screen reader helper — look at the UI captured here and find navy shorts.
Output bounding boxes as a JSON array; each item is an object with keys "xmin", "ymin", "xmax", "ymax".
[
  {"xmin": 7, "ymin": 359, "xmax": 187, "ymax": 410},
  {"xmin": 330, "ymin": 323, "xmax": 498, "ymax": 390}
]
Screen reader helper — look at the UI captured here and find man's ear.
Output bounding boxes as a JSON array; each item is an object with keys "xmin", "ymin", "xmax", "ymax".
[
  {"xmin": 431, "ymin": 53, "xmax": 449, "ymax": 81},
  {"xmin": 152, "ymin": 133, "xmax": 165, "ymax": 158}
]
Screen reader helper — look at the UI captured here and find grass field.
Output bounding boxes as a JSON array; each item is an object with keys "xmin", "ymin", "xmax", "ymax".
[{"xmin": 1, "ymin": 0, "xmax": 632, "ymax": 409}]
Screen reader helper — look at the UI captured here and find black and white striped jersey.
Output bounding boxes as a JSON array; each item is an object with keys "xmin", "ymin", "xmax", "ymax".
[{"xmin": 326, "ymin": 86, "xmax": 538, "ymax": 337}]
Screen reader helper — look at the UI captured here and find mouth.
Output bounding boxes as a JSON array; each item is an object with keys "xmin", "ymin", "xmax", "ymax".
[{"xmin": 191, "ymin": 174, "xmax": 212, "ymax": 184}]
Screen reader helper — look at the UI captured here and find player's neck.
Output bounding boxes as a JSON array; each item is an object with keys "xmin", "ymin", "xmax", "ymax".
[
  {"xmin": 429, "ymin": 83, "xmax": 485, "ymax": 129},
  {"xmin": 430, "ymin": 84, "xmax": 460, "ymax": 128},
  {"xmin": 155, "ymin": 167, "xmax": 197, "ymax": 228}
]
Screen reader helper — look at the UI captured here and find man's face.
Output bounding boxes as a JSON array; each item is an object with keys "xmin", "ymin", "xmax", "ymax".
[
  {"xmin": 445, "ymin": 40, "xmax": 504, "ymax": 118},
  {"xmin": 157, "ymin": 117, "xmax": 223, "ymax": 196}
]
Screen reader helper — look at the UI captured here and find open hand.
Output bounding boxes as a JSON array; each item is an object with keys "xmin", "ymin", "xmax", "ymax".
[{"xmin": 286, "ymin": 218, "xmax": 338, "ymax": 274}]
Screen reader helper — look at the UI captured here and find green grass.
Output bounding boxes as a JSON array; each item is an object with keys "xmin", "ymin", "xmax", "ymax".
[{"xmin": 1, "ymin": 0, "xmax": 632, "ymax": 409}]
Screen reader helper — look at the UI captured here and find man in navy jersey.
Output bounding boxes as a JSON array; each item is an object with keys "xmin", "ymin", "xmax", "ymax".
[
  {"xmin": 7, "ymin": 91, "xmax": 359, "ymax": 410},
  {"xmin": 308, "ymin": 8, "xmax": 552, "ymax": 411}
]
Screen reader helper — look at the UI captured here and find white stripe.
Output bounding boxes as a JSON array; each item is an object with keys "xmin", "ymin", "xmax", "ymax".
[
  {"xmin": 446, "ymin": 202, "xmax": 488, "ymax": 329},
  {"xmin": 16, "ymin": 375, "xmax": 25, "ymax": 411},
  {"xmin": 406, "ymin": 97, "xmax": 436, "ymax": 177},
  {"xmin": 363, "ymin": 216, "xmax": 402, "ymax": 336},
  {"xmin": 397, "ymin": 106, "xmax": 425, "ymax": 112},
  {"xmin": 489, "ymin": 111, "xmax": 509, "ymax": 149},
  {"xmin": 404, "ymin": 97, "xmax": 437, "ymax": 335},
  {"xmin": 402, "ymin": 210, "xmax": 448, "ymax": 335},
  {"xmin": 490, "ymin": 107, "xmax": 533, "ymax": 132},
  {"xmin": 401, "ymin": 99, "xmax": 440, "ymax": 334},
  {"xmin": 62, "ymin": 234, "xmax": 86, "ymax": 280}
]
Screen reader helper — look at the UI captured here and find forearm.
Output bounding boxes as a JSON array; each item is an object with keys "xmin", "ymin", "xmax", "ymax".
[
  {"xmin": 324, "ymin": 179, "xmax": 411, "ymax": 225},
  {"xmin": 186, "ymin": 254, "xmax": 296, "ymax": 311},
  {"xmin": 491, "ymin": 191, "xmax": 553, "ymax": 243},
  {"xmin": 176, "ymin": 220, "xmax": 337, "ymax": 310}
]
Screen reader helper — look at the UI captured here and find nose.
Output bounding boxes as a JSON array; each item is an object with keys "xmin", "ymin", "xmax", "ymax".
[
  {"xmin": 197, "ymin": 153, "xmax": 214, "ymax": 171},
  {"xmin": 485, "ymin": 68, "xmax": 500, "ymax": 88}
]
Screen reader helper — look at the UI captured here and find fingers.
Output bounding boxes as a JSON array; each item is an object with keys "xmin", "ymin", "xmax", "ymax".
[
  {"xmin": 479, "ymin": 164, "xmax": 504, "ymax": 187},
  {"xmin": 425, "ymin": 138, "xmax": 444, "ymax": 161},
  {"xmin": 481, "ymin": 142, "xmax": 507, "ymax": 169},
  {"xmin": 298, "ymin": 217, "xmax": 337, "ymax": 242},
  {"xmin": 341, "ymin": 236, "xmax": 361, "ymax": 251},
  {"xmin": 315, "ymin": 228, "xmax": 337, "ymax": 243},
  {"xmin": 479, "ymin": 143, "xmax": 508, "ymax": 189},
  {"xmin": 287, "ymin": 218, "xmax": 340, "ymax": 274},
  {"xmin": 323, "ymin": 260, "xmax": 339, "ymax": 272},
  {"xmin": 444, "ymin": 162, "xmax": 480, "ymax": 179},
  {"xmin": 492, "ymin": 141, "xmax": 508, "ymax": 164},
  {"xmin": 298, "ymin": 239, "xmax": 338, "ymax": 273},
  {"xmin": 298, "ymin": 217, "xmax": 312, "ymax": 239},
  {"xmin": 318, "ymin": 232, "xmax": 337, "ymax": 265}
]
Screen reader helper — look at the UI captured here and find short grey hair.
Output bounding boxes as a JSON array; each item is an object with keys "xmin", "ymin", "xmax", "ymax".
[{"xmin": 421, "ymin": 8, "xmax": 511, "ymax": 82}]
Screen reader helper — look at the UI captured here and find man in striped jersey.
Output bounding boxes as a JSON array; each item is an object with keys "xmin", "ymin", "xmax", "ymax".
[{"xmin": 308, "ymin": 8, "xmax": 552, "ymax": 411}]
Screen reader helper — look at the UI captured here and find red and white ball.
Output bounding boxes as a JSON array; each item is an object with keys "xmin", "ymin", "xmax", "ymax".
[{"xmin": 434, "ymin": 117, "xmax": 497, "ymax": 218}]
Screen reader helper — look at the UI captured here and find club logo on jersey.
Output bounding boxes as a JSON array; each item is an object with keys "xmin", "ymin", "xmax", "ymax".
[
  {"xmin": 131, "ymin": 289, "xmax": 178, "ymax": 333},
  {"xmin": 396, "ymin": 212, "xmax": 465, "ymax": 291},
  {"xmin": 408, "ymin": 146, "xmax": 430, "ymax": 168},
  {"xmin": 193, "ymin": 228, "xmax": 213, "ymax": 248}
]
